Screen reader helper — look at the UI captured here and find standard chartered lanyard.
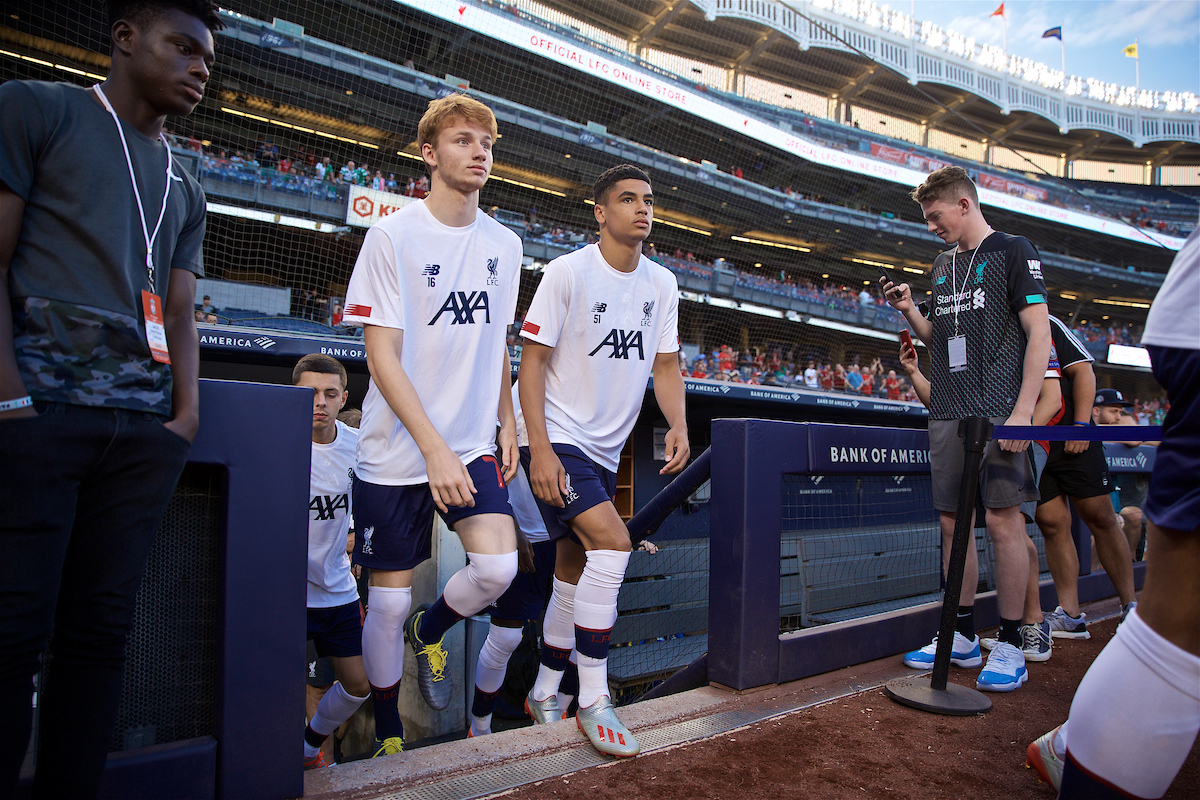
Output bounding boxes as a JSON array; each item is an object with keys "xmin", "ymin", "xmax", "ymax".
[
  {"xmin": 93, "ymin": 84, "xmax": 175, "ymax": 291},
  {"xmin": 949, "ymin": 227, "xmax": 992, "ymax": 335}
]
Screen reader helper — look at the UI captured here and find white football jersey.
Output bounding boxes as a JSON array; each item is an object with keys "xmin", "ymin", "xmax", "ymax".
[
  {"xmin": 517, "ymin": 244, "xmax": 679, "ymax": 471},
  {"xmin": 308, "ymin": 421, "xmax": 359, "ymax": 608},
  {"xmin": 343, "ymin": 200, "xmax": 522, "ymax": 484}
]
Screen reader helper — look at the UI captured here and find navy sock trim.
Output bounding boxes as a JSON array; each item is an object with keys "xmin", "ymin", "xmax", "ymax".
[
  {"xmin": 304, "ymin": 724, "xmax": 328, "ymax": 749},
  {"xmin": 1060, "ymin": 750, "xmax": 1142, "ymax": 799},
  {"xmin": 370, "ymin": 680, "xmax": 404, "ymax": 741},
  {"xmin": 541, "ymin": 643, "xmax": 572, "ymax": 670},
  {"xmin": 418, "ymin": 597, "xmax": 464, "ymax": 644},
  {"xmin": 471, "ymin": 687, "xmax": 499, "ymax": 718},
  {"xmin": 575, "ymin": 624, "xmax": 612, "ymax": 660}
]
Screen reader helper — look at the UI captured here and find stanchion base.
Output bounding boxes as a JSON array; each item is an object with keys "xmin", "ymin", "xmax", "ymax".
[{"xmin": 884, "ymin": 674, "xmax": 993, "ymax": 716}]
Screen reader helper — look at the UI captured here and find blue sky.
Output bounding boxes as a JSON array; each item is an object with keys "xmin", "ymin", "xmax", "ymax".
[{"xmin": 912, "ymin": 0, "xmax": 1199, "ymax": 94}]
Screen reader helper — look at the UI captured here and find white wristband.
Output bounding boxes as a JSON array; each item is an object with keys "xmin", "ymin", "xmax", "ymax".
[{"xmin": 0, "ymin": 396, "xmax": 33, "ymax": 412}]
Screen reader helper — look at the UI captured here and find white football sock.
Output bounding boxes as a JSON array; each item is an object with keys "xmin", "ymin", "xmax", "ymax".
[
  {"xmin": 574, "ymin": 549, "xmax": 630, "ymax": 709},
  {"xmin": 532, "ymin": 577, "xmax": 576, "ymax": 702},
  {"xmin": 1064, "ymin": 608, "xmax": 1200, "ymax": 798},
  {"xmin": 443, "ymin": 551, "xmax": 520, "ymax": 616},
  {"xmin": 475, "ymin": 624, "xmax": 524, "ymax": 694},
  {"xmin": 310, "ymin": 682, "xmax": 368, "ymax": 738},
  {"xmin": 362, "ymin": 585, "xmax": 411, "ymax": 690}
]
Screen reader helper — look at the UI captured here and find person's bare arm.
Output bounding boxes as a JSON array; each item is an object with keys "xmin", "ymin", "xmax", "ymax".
[
  {"xmin": 652, "ymin": 350, "xmax": 690, "ymax": 475},
  {"xmin": 998, "ymin": 303, "xmax": 1051, "ymax": 452},
  {"xmin": 1061, "ymin": 359, "xmax": 1097, "ymax": 454},
  {"xmin": 363, "ymin": 325, "xmax": 475, "ymax": 512},
  {"xmin": 497, "ymin": 350, "xmax": 518, "ymax": 483},
  {"xmin": 0, "ymin": 186, "xmax": 33, "ymax": 420},
  {"xmin": 1115, "ymin": 414, "xmax": 1157, "ymax": 447},
  {"xmin": 879, "ymin": 277, "xmax": 933, "ymax": 345},
  {"xmin": 898, "ymin": 342, "xmax": 930, "ymax": 407},
  {"xmin": 516, "ymin": 340, "xmax": 566, "ymax": 507},
  {"xmin": 1032, "ymin": 376, "xmax": 1062, "ymax": 426},
  {"xmin": 162, "ymin": 268, "xmax": 200, "ymax": 441}
]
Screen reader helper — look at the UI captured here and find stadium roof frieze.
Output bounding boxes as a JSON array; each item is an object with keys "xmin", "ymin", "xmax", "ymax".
[{"xmin": 691, "ymin": 0, "xmax": 1199, "ymax": 143}]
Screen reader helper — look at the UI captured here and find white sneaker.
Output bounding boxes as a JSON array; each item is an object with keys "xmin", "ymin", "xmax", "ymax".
[
  {"xmin": 902, "ymin": 631, "xmax": 982, "ymax": 669},
  {"xmin": 976, "ymin": 641, "xmax": 1028, "ymax": 692}
]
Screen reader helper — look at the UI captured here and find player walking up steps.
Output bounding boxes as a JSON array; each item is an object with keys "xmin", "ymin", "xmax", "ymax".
[
  {"xmin": 341, "ymin": 94, "xmax": 522, "ymax": 755},
  {"xmin": 516, "ymin": 164, "xmax": 689, "ymax": 757}
]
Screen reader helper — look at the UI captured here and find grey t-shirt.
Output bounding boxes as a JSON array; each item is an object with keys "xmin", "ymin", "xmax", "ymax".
[{"xmin": 0, "ymin": 80, "xmax": 206, "ymax": 416}]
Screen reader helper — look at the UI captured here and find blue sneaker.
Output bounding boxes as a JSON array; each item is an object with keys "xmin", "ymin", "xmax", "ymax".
[
  {"xmin": 902, "ymin": 631, "xmax": 982, "ymax": 669},
  {"xmin": 976, "ymin": 641, "xmax": 1028, "ymax": 692}
]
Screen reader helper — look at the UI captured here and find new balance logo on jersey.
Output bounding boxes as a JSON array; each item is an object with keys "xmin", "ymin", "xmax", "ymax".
[
  {"xmin": 423, "ymin": 264, "xmax": 440, "ymax": 287},
  {"xmin": 361, "ymin": 526, "xmax": 374, "ymax": 555},
  {"xmin": 641, "ymin": 300, "xmax": 655, "ymax": 326},
  {"xmin": 310, "ymin": 493, "xmax": 349, "ymax": 521},
  {"xmin": 589, "ymin": 328, "xmax": 644, "ymax": 360},
  {"xmin": 486, "ymin": 256, "xmax": 499, "ymax": 285},
  {"xmin": 429, "ymin": 291, "xmax": 491, "ymax": 325},
  {"xmin": 592, "ymin": 302, "xmax": 607, "ymax": 323},
  {"xmin": 972, "ymin": 287, "xmax": 985, "ymax": 309}
]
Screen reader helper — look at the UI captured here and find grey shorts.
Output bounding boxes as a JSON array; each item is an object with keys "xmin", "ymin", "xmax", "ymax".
[{"xmin": 930, "ymin": 417, "xmax": 1040, "ymax": 513}]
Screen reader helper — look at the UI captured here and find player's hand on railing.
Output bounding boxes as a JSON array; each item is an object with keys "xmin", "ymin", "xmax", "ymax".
[
  {"xmin": 530, "ymin": 446, "xmax": 568, "ymax": 508},
  {"xmin": 660, "ymin": 426, "xmax": 690, "ymax": 475},
  {"xmin": 425, "ymin": 443, "xmax": 476, "ymax": 512},
  {"xmin": 498, "ymin": 423, "xmax": 519, "ymax": 483},
  {"xmin": 997, "ymin": 414, "xmax": 1032, "ymax": 452},
  {"xmin": 1064, "ymin": 423, "xmax": 1090, "ymax": 454}
]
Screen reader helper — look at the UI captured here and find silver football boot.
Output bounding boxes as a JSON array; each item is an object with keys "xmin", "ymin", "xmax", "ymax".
[{"xmin": 576, "ymin": 695, "xmax": 639, "ymax": 757}]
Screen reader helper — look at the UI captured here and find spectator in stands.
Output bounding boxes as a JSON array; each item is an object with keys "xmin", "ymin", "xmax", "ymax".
[
  {"xmin": 845, "ymin": 364, "xmax": 863, "ymax": 392},
  {"xmin": 819, "ymin": 363, "xmax": 833, "ymax": 391},
  {"xmin": 831, "ymin": 364, "xmax": 847, "ymax": 392},
  {"xmin": 803, "ymin": 360, "xmax": 818, "ymax": 389},
  {"xmin": 194, "ymin": 309, "xmax": 205, "ymax": 322},
  {"xmin": 0, "ymin": 2, "xmax": 216, "ymax": 795},
  {"xmin": 859, "ymin": 368, "xmax": 874, "ymax": 396},
  {"xmin": 203, "ymin": 312, "xmax": 218, "ymax": 324},
  {"xmin": 884, "ymin": 369, "xmax": 902, "ymax": 400},
  {"xmin": 371, "ymin": 170, "xmax": 385, "ymax": 191}
]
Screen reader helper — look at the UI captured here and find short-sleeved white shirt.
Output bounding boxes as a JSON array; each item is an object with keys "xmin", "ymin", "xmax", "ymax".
[
  {"xmin": 343, "ymin": 200, "xmax": 522, "ymax": 484},
  {"xmin": 1143, "ymin": 227, "xmax": 1200, "ymax": 351},
  {"xmin": 308, "ymin": 421, "xmax": 360, "ymax": 608},
  {"xmin": 516, "ymin": 244, "xmax": 679, "ymax": 471}
]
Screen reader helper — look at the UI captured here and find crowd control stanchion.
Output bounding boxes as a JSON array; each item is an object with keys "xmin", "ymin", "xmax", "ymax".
[{"xmin": 885, "ymin": 416, "xmax": 994, "ymax": 715}]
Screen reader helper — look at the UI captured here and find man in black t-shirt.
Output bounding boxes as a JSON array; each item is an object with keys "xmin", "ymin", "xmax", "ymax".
[
  {"xmin": 0, "ymin": 3, "xmax": 220, "ymax": 797},
  {"xmin": 883, "ymin": 166, "xmax": 1051, "ymax": 694},
  {"xmin": 1034, "ymin": 317, "xmax": 1136, "ymax": 638}
]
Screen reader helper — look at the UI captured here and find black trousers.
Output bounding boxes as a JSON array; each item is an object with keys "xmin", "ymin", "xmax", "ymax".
[{"xmin": 0, "ymin": 403, "xmax": 190, "ymax": 800}]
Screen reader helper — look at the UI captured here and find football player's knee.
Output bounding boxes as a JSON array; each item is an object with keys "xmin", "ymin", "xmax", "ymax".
[{"xmin": 469, "ymin": 551, "xmax": 520, "ymax": 601}]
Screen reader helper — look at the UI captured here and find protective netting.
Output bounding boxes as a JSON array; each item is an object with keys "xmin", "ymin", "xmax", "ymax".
[
  {"xmin": 108, "ymin": 465, "xmax": 222, "ymax": 752},
  {"xmin": 3, "ymin": 0, "xmax": 1182, "ymax": 406},
  {"xmin": 779, "ymin": 473, "xmax": 1051, "ymax": 633}
]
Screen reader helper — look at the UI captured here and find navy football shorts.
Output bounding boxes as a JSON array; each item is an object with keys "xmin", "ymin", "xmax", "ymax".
[
  {"xmin": 1144, "ymin": 345, "xmax": 1200, "ymax": 533},
  {"xmin": 307, "ymin": 600, "xmax": 364, "ymax": 659},
  {"xmin": 352, "ymin": 455, "xmax": 513, "ymax": 572},
  {"xmin": 518, "ymin": 444, "xmax": 617, "ymax": 544}
]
